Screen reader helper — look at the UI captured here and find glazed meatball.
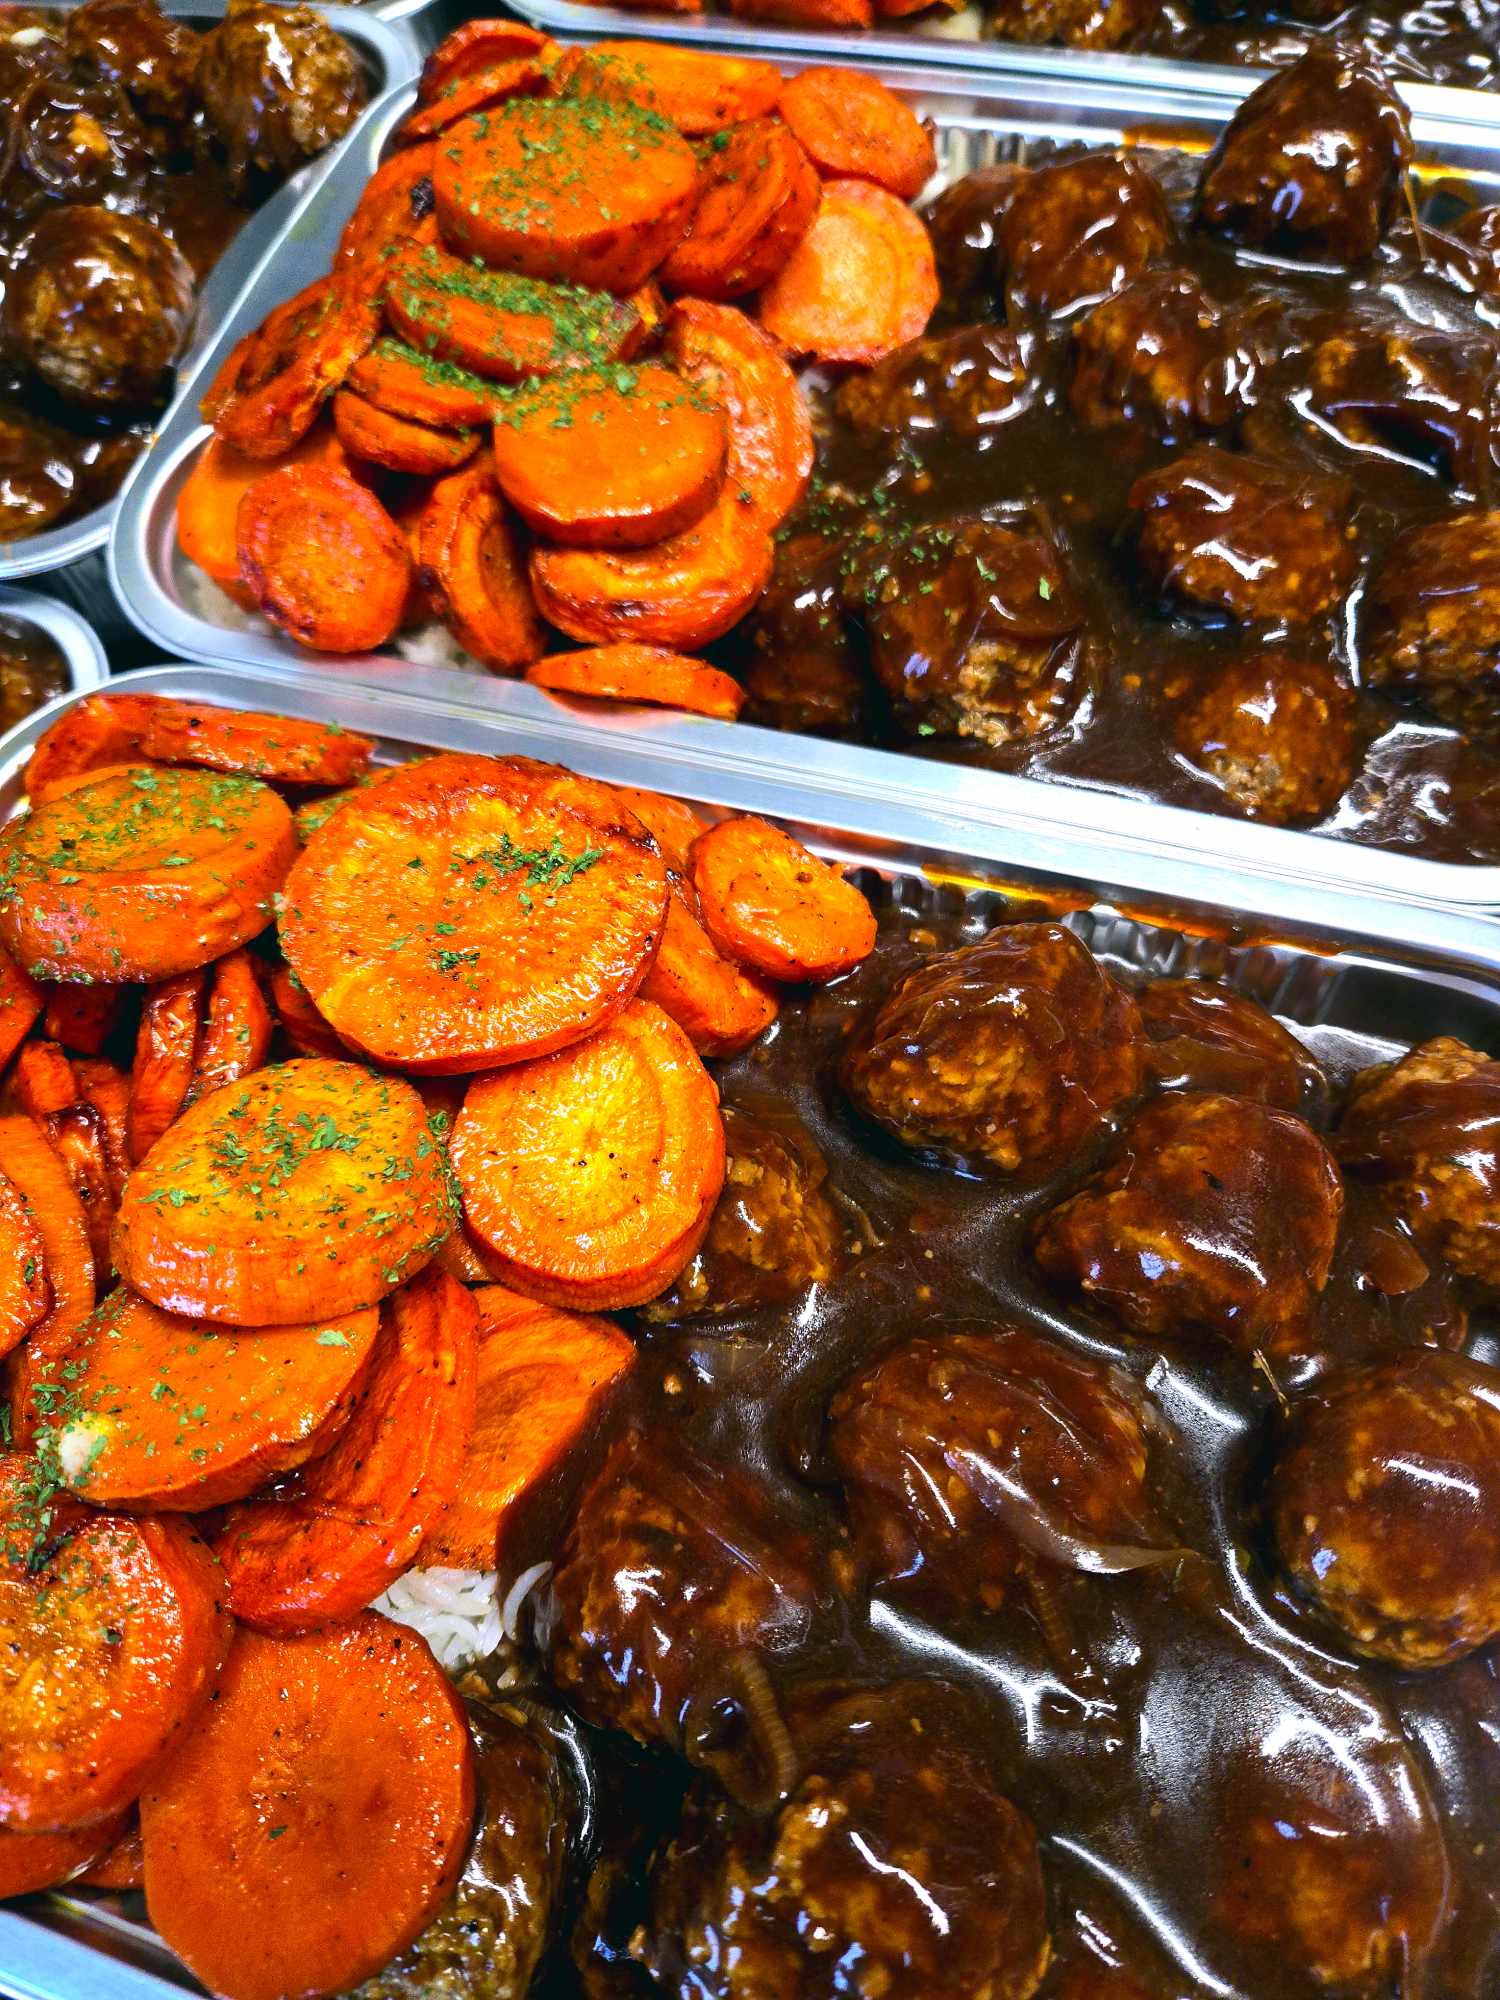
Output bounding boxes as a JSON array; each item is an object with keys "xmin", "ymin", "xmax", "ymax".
[
  {"xmin": 1033, "ymin": 1091, "xmax": 1343, "ymax": 1350},
  {"xmin": 1138, "ymin": 978, "xmax": 1326, "ymax": 1113},
  {"xmin": 0, "ymin": 408, "xmax": 75, "ymax": 539},
  {"xmin": 1305, "ymin": 321, "xmax": 1497, "ymax": 489},
  {"xmin": 842, "ymin": 517, "xmax": 1093, "ymax": 748},
  {"xmin": 1129, "ymin": 447, "xmax": 1356, "ymax": 625},
  {"xmin": 987, "ymin": 0, "xmax": 1160, "ymax": 50},
  {"xmin": 829, "ymin": 1326, "xmax": 1157, "ymax": 1612},
  {"xmin": 65, "ymin": 0, "xmax": 200, "ymax": 129},
  {"xmin": 1197, "ymin": 43, "xmax": 1413, "ymax": 264},
  {"xmin": 195, "ymin": 0, "xmax": 365, "ymax": 190},
  {"xmin": 1165, "ymin": 650, "xmax": 1359, "ymax": 824},
  {"xmin": 835, "ymin": 325, "xmax": 1030, "ymax": 444},
  {"xmin": 16, "ymin": 70, "xmax": 153, "ymax": 205},
  {"xmin": 1452, "ymin": 203, "xmax": 1500, "ymax": 294},
  {"xmin": 1362, "ymin": 513, "xmax": 1500, "ymax": 736},
  {"xmin": 3, "ymin": 205, "xmax": 193, "ymax": 411},
  {"xmin": 545, "ymin": 1427, "xmax": 821, "ymax": 1766},
  {"xmin": 998, "ymin": 153, "xmax": 1171, "ymax": 324},
  {"xmin": 924, "ymin": 164, "xmax": 1027, "ymax": 312},
  {"xmin": 637, "ymin": 1680, "xmax": 1050, "ymax": 2000},
  {"xmin": 1270, "ymin": 1350, "xmax": 1500, "ymax": 1668},
  {"xmin": 842, "ymin": 922, "xmax": 1145, "ymax": 1174},
  {"xmin": 1070, "ymin": 271, "xmax": 1251, "ymax": 440},
  {"xmin": 640, "ymin": 1105, "xmax": 843, "ymax": 1323},
  {"xmin": 1339, "ymin": 1036, "xmax": 1500, "ymax": 1285}
]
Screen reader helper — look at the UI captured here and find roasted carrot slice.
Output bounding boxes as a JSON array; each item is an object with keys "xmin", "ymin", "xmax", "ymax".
[
  {"xmin": 527, "ymin": 644, "xmax": 744, "ymax": 719},
  {"xmin": 419, "ymin": 18, "xmax": 550, "ymax": 99},
  {"xmin": 0, "ymin": 944, "xmax": 40, "ymax": 1069},
  {"xmin": 280, "ymin": 753, "xmax": 668, "ymax": 1074},
  {"xmin": 183, "ymin": 949, "xmax": 272, "ymax": 1109},
  {"xmin": 690, "ymin": 815, "xmax": 877, "ymax": 983},
  {"xmin": 422, "ymin": 1282, "xmax": 634, "ymax": 1569},
  {"xmin": 0, "ymin": 1812, "xmax": 129, "ymax": 1897},
  {"xmin": 0, "ymin": 1167, "xmax": 48, "ymax": 1359},
  {"xmin": 42, "ymin": 983, "xmax": 123, "ymax": 1057},
  {"xmin": 433, "ymin": 96, "xmax": 700, "ymax": 293},
  {"xmin": 562, "ymin": 42, "xmax": 781, "ymax": 134},
  {"xmin": 113, "ymin": 1058, "xmax": 453, "ymax": 1326},
  {"xmin": 759, "ymin": 179, "xmax": 939, "ymax": 364},
  {"xmin": 613, "ymin": 783, "xmax": 709, "ymax": 871},
  {"xmin": 140, "ymin": 1616, "xmax": 474, "ymax": 2000},
  {"xmin": 176, "ymin": 429, "xmax": 347, "ymax": 602},
  {"xmin": 76, "ymin": 1815, "xmax": 144, "ymax": 1892},
  {"xmin": 0, "ymin": 1476, "xmax": 230, "ymax": 1832},
  {"xmin": 331, "ymin": 388, "xmax": 477, "ymax": 476},
  {"xmin": 0, "ymin": 1112, "xmax": 95, "ymax": 1414},
  {"xmin": 347, "ymin": 338, "xmax": 495, "ymax": 429},
  {"xmin": 267, "ymin": 965, "xmax": 348, "ymax": 1061},
  {"xmin": 640, "ymin": 876, "xmax": 778, "ymax": 1056},
  {"xmin": 398, "ymin": 49, "xmax": 552, "ymax": 142},
  {"xmin": 293, "ymin": 775, "xmax": 382, "ymax": 846},
  {"xmin": 43, "ymin": 1104, "xmax": 116, "ymax": 1276},
  {"xmin": 452, "ymin": 998, "xmax": 725, "ymax": 1310},
  {"xmin": 72, "ymin": 1059, "xmax": 131, "ymax": 1199},
  {"xmin": 661, "ymin": 118, "xmax": 820, "ymax": 300},
  {"xmin": 23, "ymin": 693, "xmax": 157, "ymax": 802},
  {"xmin": 336, "ymin": 143, "xmax": 438, "ymax": 270},
  {"xmin": 664, "ymin": 298, "xmax": 813, "ymax": 532},
  {"xmin": 415, "ymin": 455, "xmax": 545, "ymax": 672},
  {"xmin": 237, "ymin": 464, "xmax": 411, "ymax": 655},
  {"xmin": 127, "ymin": 971, "xmax": 204, "ymax": 1165},
  {"xmin": 215, "ymin": 1268, "xmax": 478, "ymax": 1629},
  {"xmin": 55, "ymin": 1286, "xmax": 380, "ymax": 1512},
  {"xmin": 778, "ymin": 67, "xmax": 937, "ymax": 201},
  {"xmin": 9, "ymin": 1038, "xmax": 78, "ymax": 1119},
  {"xmin": 137, "ymin": 699, "xmax": 375, "ymax": 789},
  {"xmin": 210, "ymin": 275, "xmax": 383, "ymax": 460},
  {"xmin": 433, "ymin": 1221, "xmax": 505, "ymax": 1285},
  {"xmin": 0, "ymin": 765, "xmax": 296, "ymax": 985}
]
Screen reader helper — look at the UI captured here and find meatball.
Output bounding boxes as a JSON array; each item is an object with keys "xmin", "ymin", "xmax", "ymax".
[
  {"xmin": 924, "ymin": 164, "xmax": 1027, "ymax": 311},
  {"xmin": 1305, "ymin": 320, "xmax": 1497, "ymax": 489},
  {"xmin": 3, "ymin": 205, "xmax": 194, "ymax": 411},
  {"xmin": 545, "ymin": 1426, "xmax": 821, "ymax": 1767},
  {"xmin": 842, "ymin": 517, "xmax": 1093, "ymax": 748},
  {"xmin": 0, "ymin": 408, "xmax": 75, "ymax": 540},
  {"xmin": 998, "ymin": 153, "xmax": 1171, "ymax": 324},
  {"xmin": 1138, "ymin": 977, "xmax": 1326, "ymax": 1113},
  {"xmin": 1033, "ymin": 1091, "xmax": 1343, "ymax": 1350},
  {"xmin": 1129, "ymin": 447, "xmax": 1356, "ymax": 625},
  {"xmin": 1070, "ymin": 271, "xmax": 1251, "ymax": 440},
  {"xmin": 640, "ymin": 1105, "xmax": 843, "ymax": 1323},
  {"xmin": 842, "ymin": 922, "xmax": 1145, "ymax": 1174},
  {"xmin": 835, "ymin": 325, "xmax": 1030, "ymax": 444},
  {"xmin": 1452, "ymin": 203, "xmax": 1500, "ymax": 294},
  {"xmin": 65, "ymin": 0, "xmax": 200, "ymax": 129},
  {"xmin": 829, "ymin": 1326, "xmax": 1157, "ymax": 1612},
  {"xmin": 1196, "ymin": 43, "xmax": 1413, "ymax": 264},
  {"xmin": 1338, "ymin": 1036, "xmax": 1500, "ymax": 1285},
  {"xmin": 987, "ymin": 0, "xmax": 1160, "ymax": 49},
  {"xmin": 17, "ymin": 71, "xmax": 153, "ymax": 205},
  {"xmin": 1270, "ymin": 1350, "xmax": 1500, "ymax": 1669},
  {"xmin": 741, "ymin": 534, "xmax": 867, "ymax": 739},
  {"xmin": 1165, "ymin": 649, "xmax": 1359, "ymax": 824},
  {"xmin": 1362, "ymin": 512, "xmax": 1500, "ymax": 736},
  {"xmin": 195, "ymin": 0, "xmax": 365, "ymax": 189},
  {"xmin": 636, "ymin": 1680, "xmax": 1050, "ymax": 2000}
]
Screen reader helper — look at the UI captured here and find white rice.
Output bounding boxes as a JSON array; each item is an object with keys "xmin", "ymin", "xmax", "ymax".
[{"xmin": 369, "ymin": 1561, "xmax": 554, "ymax": 1672}]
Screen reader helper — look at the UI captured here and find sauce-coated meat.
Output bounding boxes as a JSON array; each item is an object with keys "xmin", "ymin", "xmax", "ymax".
[
  {"xmin": 65, "ymin": 0, "xmax": 199, "ymax": 131},
  {"xmin": 1304, "ymin": 320, "xmax": 1498, "ymax": 489},
  {"xmin": 195, "ymin": 0, "xmax": 364, "ymax": 191},
  {"xmin": 997, "ymin": 153, "xmax": 1172, "ymax": 323},
  {"xmin": 1164, "ymin": 649, "xmax": 1360, "ymax": 823},
  {"xmin": 835, "ymin": 324, "xmax": 1031, "ymax": 443},
  {"xmin": 1363, "ymin": 513, "xmax": 1500, "ymax": 737},
  {"xmin": 1069, "ymin": 270, "xmax": 1251, "ymax": 439},
  {"xmin": 1137, "ymin": 977, "xmax": 1327, "ymax": 1112},
  {"xmin": 740, "ymin": 535, "xmax": 869, "ymax": 739}
]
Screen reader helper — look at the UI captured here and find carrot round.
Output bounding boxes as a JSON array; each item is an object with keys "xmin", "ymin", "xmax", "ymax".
[
  {"xmin": 214, "ymin": 1267, "xmax": 478, "ymax": 1630},
  {"xmin": 73, "ymin": 1059, "xmax": 131, "ymax": 1200},
  {"xmin": 563, "ymin": 42, "xmax": 781, "ymax": 133},
  {"xmin": 268, "ymin": 965, "xmax": 348, "ymax": 1061},
  {"xmin": 418, "ymin": 18, "xmax": 550, "ymax": 100},
  {"xmin": 640, "ymin": 876, "xmax": 778, "ymax": 1056},
  {"xmin": 46, "ymin": 1104, "xmax": 117, "ymax": 1275},
  {"xmin": 336, "ymin": 143, "xmax": 438, "ymax": 270},
  {"xmin": 25, "ymin": 693, "xmax": 160, "ymax": 801},
  {"xmin": 612, "ymin": 783, "xmax": 709, "ymax": 871},
  {"xmin": 433, "ymin": 96, "xmax": 700, "ymax": 293},
  {"xmin": 759, "ymin": 179, "xmax": 938, "ymax": 364},
  {"xmin": 661, "ymin": 118, "xmax": 820, "ymax": 299},
  {"xmin": 55, "ymin": 1286, "xmax": 380, "ymax": 1513},
  {"xmin": 138, "ymin": 702, "xmax": 374, "ymax": 788},
  {"xmin": 452, "ymin": 997, "xmax": 725, "ymax": 1310},
  {"xmin": 141, "ymin": 1616, "xmax": 474, "ymax": 2000},
  {"xmin": 397, "ymin": 46, "xmax": 551, "ymax": 142},
  {"xmin": 492, "ymin": 363, "xmax": 726, "ymax": 549},
  {"xmin": 128, "ymin": 970, "xmax": 204, "ymax": 1164},
  {"xmin": 665, "ymin": 298, "xmax": 813, "ymax": 532},
  {"xmin": 209, "ymin": 275, "xmax": 382, "ymax": 460},
  {"xmin": 0, "ymin": 1167, "xmax": 47, "ymax": 1359},
  {"xmin": 690, "ymin": 815, "xmax": 877, "ymax": 983},
  {"xmin": 280, "ymin": 752, "xmax": 669, "ymax": 1073},
  {"xmin": 185, "ymin": 947, "xmax": 273, "ymax": 1107},
  {"xmin": 42, "ymin": 982, "xmax": 123, "ymax": 1056},
  {"xmin": 527, "ymin": 644, "xmax": 744, "ymax": 719},
  {"xmin": 76, "ymin": 1815, "xmax": 144, "ymax": 1891},
  {"xmin": 0, "ymin": 944, "xmax": 40, "ymax": 1069},
  {"xmin": 417, "ymin": 454, "xmax": 546, "ymax": 672},
  {"xmin": 331, "ymin": 388, "xmax": 477, "ymax": 476},
  {"xmin": 348, "ymin": 338, "xmax": 495, "ymax": 429},
  {"xmin": 0, "ymin": 1475, "xmax": 230, "ymax": 1833},
  {"xmin": 176, "ymin": 429, "xmax": 348, "ymax": 603},
  {"xmin": 0, "ymin": 1812, "xmax": 129, "ymax": 1897},
  {"xmin": 237, "ymin": 464, "xmax": 411, "ymax": 655},
  {"xmin": 8, "ymin": 1038, "xmax": 76, "ymax": 1119},
  {"xmin": 778, "ymin": 67, "xmax": 937, "ymax": 201},
  {"xmin": 112, "ymin": 1058, "xmax": 455, "ymax": 1326},
  {"xmin": 422, "ymin": 1282, "xmax": 634, "ymax": 1570},
  {"xmin": 0, "ymin": 1113, "xmax": 96, "ymax": 1435}
]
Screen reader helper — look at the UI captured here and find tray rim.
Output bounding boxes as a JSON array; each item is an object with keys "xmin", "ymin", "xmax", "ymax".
[{"xmin": 0, "ymin": 586, "xmax": 109, "ymax": 695}]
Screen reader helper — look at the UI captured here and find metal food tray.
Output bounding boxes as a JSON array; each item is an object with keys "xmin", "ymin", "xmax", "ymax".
[
  {"xmin": 3, "ymin": 659, "xmax": 1500, "ymax": 1998},
  {"xmin": 0, "ymin": 0, "xmax": 418, "ymax": 583},
  {"xmin": 0, "ymin": 588, "xmax": 109, "ymax": 697}
]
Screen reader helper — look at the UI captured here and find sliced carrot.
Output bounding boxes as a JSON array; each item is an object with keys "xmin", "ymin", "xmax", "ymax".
[
  {"xmin": 415, "ymin": 454, "xmax": 546, "ymax": 672},
  {"xmin": 267, "ymin": 965, "xmax": 348, "ymax": 1061},
  {"xmin": 9, "ymin": 1038, "xmax": 78, "ymax": 1119},
  {"xmin": 0, "ymin": 1167, "xmax": 48, "ymax": 1359},
  {"xmin": 281, "ymin": 752, "xmax": 668, "ymax": 1072},
  {"xmin": 562, "ymin": 42, "xmax": 782, "ymax": 134},
  {"xmin": 113, "ymin": 1058, "xmax": 454, "ymax": 1326},
  {"xmin": 1, "ymin": 1812, "xmax": 129, "ymax": 1897},
  {"xmin": 128, "ymin": 971, "xmax": 204, "ymax": 1164},
  {"xmin": 422, "ymin": 1282, "xmax": 634, "ymax": 1570},
  {"xmin": 690, "ymin": 815, "xmax": 876, "ymax": 983},
  {"xmin": 664, "ymin": 298, "xmax": 813, "ymax": 531},
  {"xmin": 141, "ymin": 1617, "xmax": 474, "ymax": 2000},
  {"xmin": 176, "ymin": 429, "xmax": 348, "ymax": 602},
  {"xmin": 661, "ymin": 118, "xmax": 820, "ymax": 300},
  {"xmin": 42, "ymin": 983, "xmax": 123, "ymax": 1057},
  {"xmin": 0, "ymin": 764, "xmax": 296, "ymax": 985},
  {"xmin": 76, "ymin": 1814, "xmax": 143, "ymax": 1891},
  {"xmin": 433, "ymin": 96, "xmax": 700, "ymax": 293},
  {"xmin": 23, "ymin": 693, "xmax": 158, "ymax": 802},
  {"xmin": 55, "ymin": 1286, "xmax": 380, "ymax": 1512},
  {"xmin": 434, "ymin": 1221, "xmax": 505, "ymax": 1284},
  {"xmin": 640, "ymin": 876, "xmax": 778, "ymax": 1056},
  {"xmin": 492, "ymin": 363, "xmax": 726, "ymax": 549},
  {"xmin": 137, "ymin": 699, "xmax": 375, "ymax": 789},
  {"xmin": 418, "ymin": 18, "xmax": 550, "ymax": 100},
  {"xmin": 759, "ymin": 179, "xmax": 938, "ymax": 364},
  {"xmin": 527, "ymin": 644, "xmax": 744, "ymax": 719},
  {"xmin": 43, "ymin": 1104, "xmax": 116, "ymax": 1275},
  {"xmin": 332, "ymin": 388, "xmax": 477, "ymax": 476},
  {"xmin": 347, "ymin": 338, "xmax": 495, "ymax": 429},
  {"xmin": 214, "ymin": 1268, "xmax": 478, "ymax": 1630},
  {"xmin": 336, "ymin": 143, "xmax": 439, "ymax": 270},
  {"xmin": 397, "ymin": 48, "xmax": 551, "ymax": 143},
  {"xmin": 0, "ymin": 943, "xmax": 41, "ymax": 1069},
  {"xmin": 237, "ymin": 464, "xmax": 411, "ymax": 654},
  {"xmin": 451, "ymin": 997, "xmax": 725, "ymax": 1310},
  {"xmin": 778, "ymin": 67, "xmax": 937, "ymax": 201},
  {"xmin": 613, "ymin": 783, "xmax": 709, "ymax": 871},
  {"xmin": 293, "ymin": 777, "xmax": 378, "ymax": 846},
  {"xmin": 0, "ymin": 1480, "xmax": 230, "ymax": 1832},
  {"xmin": 1, "ymin": 1114, "xmax": 96, "ymax": 1441},
  {"xmin": 209, "ymin": 275, "xmax": 383, "ymax": 460},
  {"xmin": 184, "ymin": 949, "xmax": 273, "ymax": 1108},
  {"xmin": 72, "ymin": 1059, "xmax": 131, "ymax": 1198}
]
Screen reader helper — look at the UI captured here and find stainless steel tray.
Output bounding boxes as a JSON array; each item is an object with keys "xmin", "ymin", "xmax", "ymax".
[
  {"xmin": 4, "ymin": 656, "xmax": 1500, "ymax": 1997},
  {"xmin": 0, "ymin": 0, "xmax": 417, "ymax": 584},
  {"xmin": 0, "ymin": 587, "xmax": 109, "ymax": 696}
]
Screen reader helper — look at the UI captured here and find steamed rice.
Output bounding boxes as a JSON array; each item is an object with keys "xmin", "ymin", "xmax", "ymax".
[{"xmin": 370, "ymin": 1562, "xmax": 553, "ymax": 1672}]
